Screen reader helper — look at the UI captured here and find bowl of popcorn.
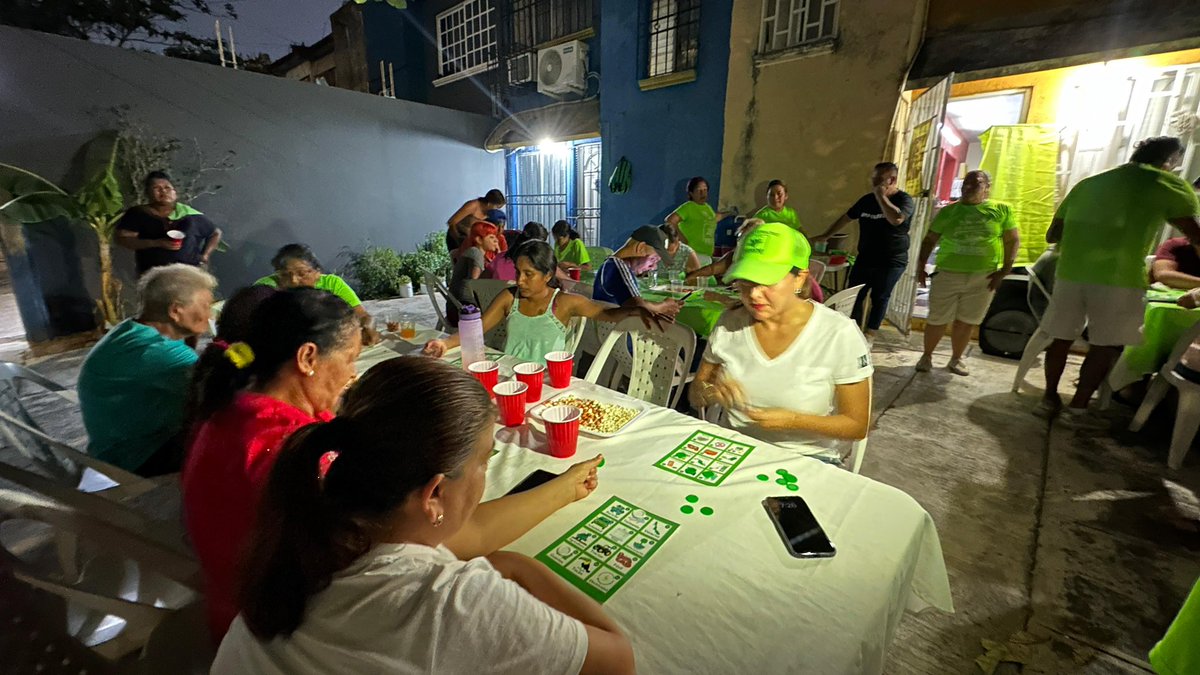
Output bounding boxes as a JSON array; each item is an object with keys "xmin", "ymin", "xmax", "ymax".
[{"xmin": 533, "ymin": 393, "xmax": 647, "ymax": 437}]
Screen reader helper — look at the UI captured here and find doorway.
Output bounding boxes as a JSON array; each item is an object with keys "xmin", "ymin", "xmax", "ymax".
[
  {"xmin": 506, "ymin": 138, "xmax": 603, "ymax": 245},
  {"xmin": 940, "ymin": 90, "xmax": 1029, "ymax": 202}
]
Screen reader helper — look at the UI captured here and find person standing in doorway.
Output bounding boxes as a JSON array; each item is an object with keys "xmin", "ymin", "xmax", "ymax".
[
  {"xmin": 115, "ymin": 171, "xmax": 223, "ymax": 276},
  {"xmin": 914, "ymin": 170, "xmax": 1019, "ymax": 376},
  {"xmin": 1038, "ymin": 137, "xmax": 1200, "ymax": 426},
  {"xmin": 814, "ymin": 163, "xmax": 915, "ymax": 342},
  {"xmin": 445, "ymin": 189, "xmax": 506, "ymax": 254},
  {"xmin": 665, "ymin": 177, "xmax": 733, "ymax": 257}
]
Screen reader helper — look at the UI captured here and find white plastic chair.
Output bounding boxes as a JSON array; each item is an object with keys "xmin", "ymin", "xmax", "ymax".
[
  {"xmin": 1012, "ymin": 269, "xmax": 1056, "ymax": 393},
  {"xmin": 0, "ymin": 489, "xmax": 209, "ymax": 671},
  {"xmin": 823, "ymin": 284, "xmax": 866, "ymax": 318},
  {"xmin": 466, "ymin": 279, "xmax": 514, "ymax": 314},
  {"xmin": 565, "ymin": 316, "xmax": 588, "ymax": 358},
  {"xmin": 584, "ymin": 317, "xmax": 696, "ymax": 408},
  {"xmin": 1128, "ymin": 321, "xmax": 1200, "ymax": 469},
  {"xmin": 424, "ymin": 272, "xmax": 461, "ymax": 332},
  {"xmin": 807, "ymin": 259, "xmax": 827, "ymax": 288}
]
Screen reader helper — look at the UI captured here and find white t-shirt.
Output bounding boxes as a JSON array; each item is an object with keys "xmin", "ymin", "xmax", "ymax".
[
  {"xmin": 212, "ymin": 543, "xmax": 588, "ymax": 675},
  {"xmin": 703, "ymin": 302, "xmax": 873, "ymax": 458}
]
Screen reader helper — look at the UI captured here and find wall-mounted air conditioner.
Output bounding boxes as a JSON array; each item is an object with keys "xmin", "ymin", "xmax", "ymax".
[{"xmin": 537, "ymin": 40, "xmax": 588, "ymax": 98}]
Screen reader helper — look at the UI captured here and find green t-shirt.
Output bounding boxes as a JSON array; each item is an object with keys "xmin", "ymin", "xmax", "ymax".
[
  {"xmin": 1055, "ymin": 163, "xmax": 1200, "ymax": 289},
  {"xmin": 78, "ymin": 319, "xmax": 198, "ymax": 471},
  {"xmin": 255, "ymin": 273, "xmax": 362, "ymax": 307},
  {"xmin": 556, "ymin": 238, "xmax": 590, "ymax": 266},
  {"xmin": 674, "ymin": 200, "xmax": 717, "ymax": 256},
  {"xmin": 930, "ymin": 200, "xmax": 1018, "ymax": 274},
  {"xmin": 753, "ymin": 205, "xmax": 802, "ymax": 232},
  {"xmin": 1151, "ymin": 577, "xmax": 1200, "ymax": 675}
]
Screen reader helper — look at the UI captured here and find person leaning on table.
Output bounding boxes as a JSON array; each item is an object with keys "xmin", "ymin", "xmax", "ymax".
[
  {"xmin": 689, "ymin": 223, "xmax": 872, "ymax": 465},
  {"xmin": 211, "ymin": 357, "xmax": 633, "ymax": 674}
]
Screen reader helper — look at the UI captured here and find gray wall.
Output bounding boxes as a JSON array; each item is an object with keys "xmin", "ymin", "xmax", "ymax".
[{"xmin": 0, "ymin": 25, "xmax": 504, "ymax": 294}]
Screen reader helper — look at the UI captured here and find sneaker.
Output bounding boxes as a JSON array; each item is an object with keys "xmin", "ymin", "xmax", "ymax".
[
  {"xmin": 946, "ymin": 358, "xmax": 969, "ymax": 376},
  {"xmin": 1033, "ymin": 397, "xmax": 1062, "ymax": 419},
  {"xmin": 1056, "ymin": 407, "xmax": 1109, "ymax": 431},
  {"xmin": 915, "ymin": 355, "xmax": 933, "ymax": 372}
]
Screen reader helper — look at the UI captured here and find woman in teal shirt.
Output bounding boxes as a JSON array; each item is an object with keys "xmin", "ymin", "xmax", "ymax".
[
  {"xmin": 255, "ymin": 244, "xmax": 380, "ymax": 345},
  {"xmin": 665, "ymin": 176, "xmax": 733, "ymax": 257},
  {"xmin": 753, "ymin": 179, "xmax": 803, "ymax": 232},
  {"xmin": 423, "ymin": 241, "xmax": 653, "ymax": 364}
]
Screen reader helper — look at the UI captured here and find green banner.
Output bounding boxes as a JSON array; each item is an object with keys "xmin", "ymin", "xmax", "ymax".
[{"xmin": 979, "ymin": 125, "xmax": 1059, "ymax": 267}]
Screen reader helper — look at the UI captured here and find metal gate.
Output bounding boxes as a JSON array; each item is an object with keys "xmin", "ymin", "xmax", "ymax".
[
  {"xmin": 887, "ymin": 74, "xmax": 954, "ymax": 334},
  {"xmin": 506, "ymin": 139, "xmax": 602, "ymax": 246}
]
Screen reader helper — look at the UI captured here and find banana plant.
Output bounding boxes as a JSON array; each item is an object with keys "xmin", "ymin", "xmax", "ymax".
[{"xmin": 0, "ymin": 132, "xmax": 127, "ymax": 327}]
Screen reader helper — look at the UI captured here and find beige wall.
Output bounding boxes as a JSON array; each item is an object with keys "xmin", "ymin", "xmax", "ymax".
[{"xmin": 719, "ymin": 0, "xmax": 928, "ymax": 240}]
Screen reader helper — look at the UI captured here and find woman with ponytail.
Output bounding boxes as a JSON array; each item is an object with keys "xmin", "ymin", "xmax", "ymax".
[
  {"xmin": 183, "ymin": 288, "xmax": 363, "ymax": 640},
  {"xmin": 213, "ymin": 358, "xmax": 632, "ymax": 674}
]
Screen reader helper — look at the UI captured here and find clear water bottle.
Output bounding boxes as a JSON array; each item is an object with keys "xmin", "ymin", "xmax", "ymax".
[{"xmin": 458, "ymin": 305, "xmax": 486, "ymax": 370}]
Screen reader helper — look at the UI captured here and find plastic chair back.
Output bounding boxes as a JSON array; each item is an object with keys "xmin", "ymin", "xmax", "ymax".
[
  {"xmin": 807, "ymin": 259, "xmax": 827, "ymax": 287},
  {"xmin": 823, "ymin": 284, "xmax": 866, "ymax": 318},
  {"xmin": 565, "ymin": 316, "xmax": 588, "ymax": 357},
  {"xmin": 584, "ymin": 318, "xmax": 696, "ymax": 408},
  {"xmin": 466, "ymin": 279, "xmax": 514, "ymax": 313},
  {"xmin": 424, "ymin": 272, "xmax": 460, "ymax": 332}
]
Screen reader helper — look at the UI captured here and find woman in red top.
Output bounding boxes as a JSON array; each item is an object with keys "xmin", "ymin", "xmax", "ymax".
[{"xmin": 185, "ymin": 287, "xmax": 605, "ymax": 643}]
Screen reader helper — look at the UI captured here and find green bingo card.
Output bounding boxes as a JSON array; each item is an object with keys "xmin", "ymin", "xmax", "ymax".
[
  {"xmin": 654, "ymin": 430, "xmax": 755, "ymax": 486},
  {"xmin": 536, "ymin": 496, "xmax": 679, "ymax": 603}
]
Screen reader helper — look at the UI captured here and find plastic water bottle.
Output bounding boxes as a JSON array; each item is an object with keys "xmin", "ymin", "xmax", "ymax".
[{"xmin": 458, "ymin": 305, "xmax": 486, "ymax": 370}]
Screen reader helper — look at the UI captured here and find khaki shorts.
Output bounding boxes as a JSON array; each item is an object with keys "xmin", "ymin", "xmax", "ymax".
[
  {"xmin": 927, "ymin": 271, "xmax": 994, "ymax": 325},
  {"xmin": 1039, "ymin": 278, "xmax": 1145, "ymax": 346}
]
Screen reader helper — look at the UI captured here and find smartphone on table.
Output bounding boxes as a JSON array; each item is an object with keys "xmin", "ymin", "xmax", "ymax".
[
  {"xmin": 506, "ymin": 469, "xmax": 559, "ymax": 496},
  {"xmin": 762, "ymin": 496, "xmax": 836, "ymax": 558}
]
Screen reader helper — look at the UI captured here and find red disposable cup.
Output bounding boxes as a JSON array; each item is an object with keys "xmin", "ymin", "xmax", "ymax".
[
  {"xmin": 568, "ymin": 268, "xmax": 582, "ymax": 281},
  {"xmin": 513, "ymin": 362, "xmax": 546, "ymax": 402},
  {"xmin": 545, "ymin": 351, "xmax": 573, "ymax": 389},
  {"xmin": 543, "ymin": 405, "xmax": 581, "ymax": 458},
  {"xmin": 493, "ymin": 381, "xmax": 528, "ymax": 426},
  {"xmin": 467, "ymin": 360, "xmax": 500, "ymax": 396}
]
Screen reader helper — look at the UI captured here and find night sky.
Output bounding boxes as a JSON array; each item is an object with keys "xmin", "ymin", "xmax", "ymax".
[{"xmin": 178, "ymin": 0, "xmax": 345, "ymax": 59}]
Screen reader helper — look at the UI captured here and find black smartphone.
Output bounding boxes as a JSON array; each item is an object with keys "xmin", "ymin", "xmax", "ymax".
[
  {"xmin": 507, "ymin": 469, "xmax": 559, "ymax": 496},
  {"xmin": 762, "ymin": 496, "xmax": 836, "ymax": 559}
]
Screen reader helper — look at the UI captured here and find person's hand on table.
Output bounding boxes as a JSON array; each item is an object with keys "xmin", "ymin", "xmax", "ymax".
[
  {"xmin": 1180, "ymin": 290, "xmax": 1200, "ymax": 309},
  {"xmin": 634, "ymin": 307, "xmax": 667, "ymax": 331},
  {"xmin": 423, "ymin": 339, "xmax": 448, "ymax": 357},
  {"xmin": 987, "ymin": 267, "xmax": 1011, "ymax": 292},
  {"xmin": 362, "ymin": 325, "xmax": 382, "ymax": 347},
  {"xmin": 553, "ymin": 454, "xmax": 602, "ymax": 502},
  {"xmin": 700, "ymin": 373, "xmax": 748, "ymax": 410},
  {"xmin": 744, "ymin": 407, "xmax": 796, "ymax": 430},
  {"xmin": 651, "ymin": 299, "xmax": 683, "ymax": 320}
]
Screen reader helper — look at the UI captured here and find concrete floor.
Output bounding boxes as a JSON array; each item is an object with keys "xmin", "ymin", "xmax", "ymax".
[{"xmin": 9, "ymin": 295, "xmax": 1200, "ymax": 673}]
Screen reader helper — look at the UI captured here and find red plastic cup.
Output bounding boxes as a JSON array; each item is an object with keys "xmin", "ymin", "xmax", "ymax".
[
  {"xmin": 568, "ymin": 268, "xmax": 582, "ymax": 281},
  {"xmin": 513, "ymin": 362, "xmax": 545, "ymax": 403},
  {"xmin": 543, "ymin": 405, "xmax": 581, "ymax": 458},
  {"xmin": 166, "ymin": 229, "xmax": 185, "ymax": 250},
  {"xmin": 545, "ymin": 351, "xmax": 573, "ymax": 389},
  {"xmin": 493, "ymin": 381, "xmax": 528, "ymax": 426},
  {"xmin": 467, "ymin": 360, "xmax": 499, "ymax": 396}
]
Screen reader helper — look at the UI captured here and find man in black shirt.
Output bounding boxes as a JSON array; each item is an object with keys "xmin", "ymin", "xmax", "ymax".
[
  {"xmin": 814, "ymin": 162, "xmax": 915, "ymax": 340},
  {"xmin": 115, "ymin": 171, "xmax": 223, "ymax": 276}
]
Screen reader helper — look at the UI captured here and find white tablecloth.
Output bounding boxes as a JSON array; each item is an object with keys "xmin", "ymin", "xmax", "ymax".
[{"xmin": 356, "ymin": 341, "xmax": 953, "ymax": 675}]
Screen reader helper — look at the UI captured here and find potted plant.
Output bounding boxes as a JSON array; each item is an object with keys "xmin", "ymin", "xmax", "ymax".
[{"xmin": 398, "ymin": 274, "xmax": 413, "ymax": 298}]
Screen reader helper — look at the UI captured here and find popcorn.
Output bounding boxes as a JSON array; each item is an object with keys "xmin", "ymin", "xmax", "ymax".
[{"xmin": 544, "ymin": 396, "xmax": 639, "ymax": 434}]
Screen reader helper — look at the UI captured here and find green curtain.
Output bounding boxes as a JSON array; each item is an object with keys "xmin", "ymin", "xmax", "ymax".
[{"xmin": 979, "ymin": 125, "xmax": 1059, "ymax": 267}]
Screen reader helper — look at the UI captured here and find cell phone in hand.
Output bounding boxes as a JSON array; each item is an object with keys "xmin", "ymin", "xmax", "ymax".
[
  {"xmin": 506, "ymin": 470, "xmax": 559, "ymax": 496},
  {"xmin": 762, "ymin": 496, "xmax": 835, "ymax": 558}
]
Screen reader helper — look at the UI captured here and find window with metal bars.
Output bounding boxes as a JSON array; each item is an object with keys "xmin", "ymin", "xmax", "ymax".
[
  {"xmin": 642, "ymin": 0, "xmax": 701, "ymax": 79},
  {"xmin": 434, "ymin": 0, "xmax": 497, "ymax": 85},
  {"xmin": 759, "ymin": 0, "xmax": 838, "ymax": 55},
  {"xmin": 506, "ymin": 0, "xmax": 594, "ymax": 54}
]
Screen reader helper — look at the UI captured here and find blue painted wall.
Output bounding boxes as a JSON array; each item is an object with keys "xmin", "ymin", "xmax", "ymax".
[{"xmin": 597, "ymin": 0, "xmax": 733, "ymax": 249}]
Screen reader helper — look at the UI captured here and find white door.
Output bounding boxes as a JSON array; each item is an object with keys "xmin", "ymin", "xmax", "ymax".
[{"xmin": 886, "ymin": 74, "xmax": 954, "ymax": 335}]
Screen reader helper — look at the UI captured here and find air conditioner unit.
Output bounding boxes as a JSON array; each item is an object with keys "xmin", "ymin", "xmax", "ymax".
[
  {"xmin": 537, "ymin": 40, "xmax": 589, "ymax": 98},
  {"xmin": 508, "ymin": 52, "xmax": 536, "ymax": 85}
]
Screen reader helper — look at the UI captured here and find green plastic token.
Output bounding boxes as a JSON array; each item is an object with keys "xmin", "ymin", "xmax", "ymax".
[
  {"xmin": 685, "ymin": 495, "xmax": 699, "ymax": 503},
  {"xmin": 598, "ymin": 458, "xmax": 605, "ymax": 468},
  {"xmin": 775, "ymin": 469, "xmax": 788, "ymax": 476},
  {"xmin": 775, "ymin": 478, "xmax": 788, "ymax": 486},
  {"xmin": 757, "ymin": 474, "xmax": 769, "ymax": 481},
  {"xmin": 786, "ymin": 484, "xmax": 799, "ymax": 492},
  {"xmin": 700, "ymin": 506, "xmax": 714, "ymax": 516},
  {"xmin": 680, "ymin": 505, "xmax": 694, "ymax": 514}
]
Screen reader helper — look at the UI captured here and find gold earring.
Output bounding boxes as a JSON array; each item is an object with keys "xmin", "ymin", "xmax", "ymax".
[
  {"xmin": 433, "ymin": 514, "xmax": 444, "ymax": 527},
  {"xmin": 307, "ymin": 370, "xmax": 315, "ymax": 377}
]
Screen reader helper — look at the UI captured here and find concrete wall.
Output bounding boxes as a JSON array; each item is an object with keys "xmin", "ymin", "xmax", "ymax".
[
  {"xmin": 0, "ymin": 25, "xmax": 503, "ymax": 300},
  {"xmin": 719, "ymin": 0, "xmax": 926, "ymax": 242},
  {"xmin": 599, "ymin": 0, "xmax": 734, "ymax": 248}
]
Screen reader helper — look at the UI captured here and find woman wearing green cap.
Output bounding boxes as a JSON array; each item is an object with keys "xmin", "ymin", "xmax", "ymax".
[{"xmin": 688, "ymin": 223, "xmax": 873, "ymax": 463}]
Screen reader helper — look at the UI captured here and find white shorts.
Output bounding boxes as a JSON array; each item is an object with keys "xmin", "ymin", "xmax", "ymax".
[
  {"xmin": 927, "ymin": 271, "xmax": 994, "ymax": 325},
  {"xmin": 1039, "ymin": 279, "xmax": 1145, "ymax": 346}
]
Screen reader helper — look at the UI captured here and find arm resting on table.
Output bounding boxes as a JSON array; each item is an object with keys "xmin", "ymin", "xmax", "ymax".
[
  {"xmin": 444, "ymin": 478, "xmax": 575, "ymax": 559},
  {"xmin": 1151, "ymin": 260, "xmax": 1200, "ymax": 290},
  {"xmin": 745, "ymin": 379, "xmax": 872, "ymax": 441}
]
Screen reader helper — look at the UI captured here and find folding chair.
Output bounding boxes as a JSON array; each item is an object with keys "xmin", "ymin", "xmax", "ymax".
[{"xmin": 424, "ymin": 272, "xmax": 461, "ymax": 332}]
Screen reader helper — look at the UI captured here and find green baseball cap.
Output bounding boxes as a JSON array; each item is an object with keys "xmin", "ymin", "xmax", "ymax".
[{"xmin": 724, "ymin": 222, "xmax": 811, "ymax": 286}]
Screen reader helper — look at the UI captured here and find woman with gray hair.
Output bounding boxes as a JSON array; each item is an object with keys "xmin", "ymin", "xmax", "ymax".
[{"xmin": 78, "ymin": 263, "xmax": 216, "ymax": 475}]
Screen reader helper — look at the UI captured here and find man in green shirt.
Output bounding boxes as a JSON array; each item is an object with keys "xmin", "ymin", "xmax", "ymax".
[
  {"xmin": 915, "ymin": 170, "xmax": 1020, "ymax": 376},
  {"xmin": 1039, "ymin": 137, "xmax": 1200, "ymax": 425},
  {"xmin": 78, "ymin": 264, "xmax": 216, "ymax": 475}
]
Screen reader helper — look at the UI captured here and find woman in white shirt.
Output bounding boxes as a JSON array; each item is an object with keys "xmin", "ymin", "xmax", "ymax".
[
  {"xmin": 688, "ymin": 223, "xmax": 872, "ymax": 463},
  {"xmin": 213, "ymin": 357, "xmax": 635, "ymax": 675}
]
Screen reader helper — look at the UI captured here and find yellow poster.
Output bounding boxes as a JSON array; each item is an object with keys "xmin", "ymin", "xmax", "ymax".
[{"xmin": 905, "ymin": 118, "xmax": 933, "ymax": 196}]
